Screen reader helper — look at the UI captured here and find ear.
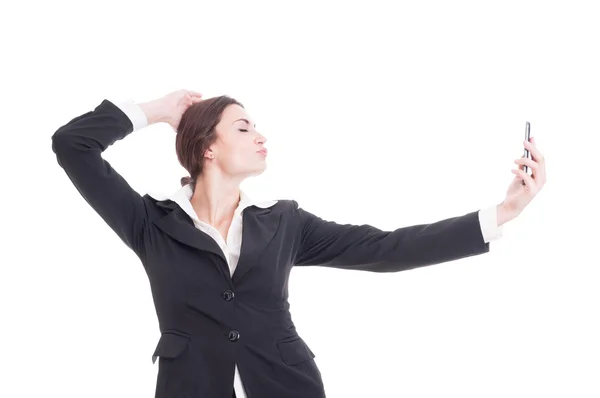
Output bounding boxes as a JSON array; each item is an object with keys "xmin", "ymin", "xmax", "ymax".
[{"xmin": 204, "ymin": 149, "xmax": 215, "ymax": 160}]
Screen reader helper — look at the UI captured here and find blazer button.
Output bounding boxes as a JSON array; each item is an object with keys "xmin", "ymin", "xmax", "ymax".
[
  {"xmin": 222, "ymin": 289, "xmax": 235, "ymax": 301},
  {"xmin": 228, "ymin": 330, "xmax": 240, "ymax": 342}
]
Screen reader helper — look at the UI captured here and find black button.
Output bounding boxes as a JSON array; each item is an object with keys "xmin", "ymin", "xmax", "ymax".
[
  {"xmin": 222, "ymin": 290, "xmax": 235, "ymax": 301},
  {"xmin": 228, "ymin": 330, "xmax": 240, "ymax": 341}
]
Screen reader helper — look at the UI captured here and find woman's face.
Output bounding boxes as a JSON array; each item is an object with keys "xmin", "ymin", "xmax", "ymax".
[{"xmin": 208, "ymin": 104, "xmax": 268, "ymax": 178}]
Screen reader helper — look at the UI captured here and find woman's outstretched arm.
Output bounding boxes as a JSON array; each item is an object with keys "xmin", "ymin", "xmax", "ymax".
[
  {"xmin": 293, "ymin": 202, "xmax": 496, "ymax": 272},
  {"xmin": 292, "ymin": 135, "xmax": 547, "ymax": 272}
]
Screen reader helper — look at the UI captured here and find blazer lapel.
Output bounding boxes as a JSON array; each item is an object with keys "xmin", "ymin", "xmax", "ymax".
[
  {"xmin": 233, "ymin": 204, "xmax": 282, "ymax": 284},
  {"xmin": 152, "ymin": 198, "xmax": 282, "ymax": 285},
  {"xmin": 153, "ymin": 199, "xmax": 231, "ymax": 281}
]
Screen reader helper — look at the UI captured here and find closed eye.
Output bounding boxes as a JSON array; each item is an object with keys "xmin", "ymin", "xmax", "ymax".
[{"xmin": 239, "ymin": 129, "xmax": 248, "ymax": 132}]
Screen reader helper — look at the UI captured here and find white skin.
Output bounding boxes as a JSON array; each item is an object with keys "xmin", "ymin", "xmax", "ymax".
[
  {"xmin": 191, "ymin": 103, "xmax": 268, "ymax": 237},
  {"xmin": 140, "ymin": 89, "xmax": 268, "ymax": 240}
]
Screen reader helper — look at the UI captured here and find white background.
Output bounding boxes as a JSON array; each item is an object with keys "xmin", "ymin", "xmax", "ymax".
[{"xmin": 2, "ymin": 0, "xmax": 599, "ymax": 397}]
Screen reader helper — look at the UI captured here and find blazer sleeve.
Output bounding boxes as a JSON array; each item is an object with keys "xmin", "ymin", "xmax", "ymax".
[
  {"xmin": 51, "ymin": 99, "xmax": 148, "ymax": 257},
  {"xmin": 293, "ymin": 202, "xmax": 490, "ymax": 272}
]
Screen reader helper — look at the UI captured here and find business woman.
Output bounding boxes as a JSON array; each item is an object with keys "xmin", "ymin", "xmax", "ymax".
[{"xmin": 51, "ymin": 89, "xmax": 546, "ymax": 398}]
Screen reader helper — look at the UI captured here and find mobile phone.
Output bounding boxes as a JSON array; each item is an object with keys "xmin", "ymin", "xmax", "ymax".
[{"xmin": 523, "ymin": 122, "xmax": 531, "ymax": 175}]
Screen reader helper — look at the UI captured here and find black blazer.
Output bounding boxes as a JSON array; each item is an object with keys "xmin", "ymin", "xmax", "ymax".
[{"xmin": 51, "ymin": 99, "xmax": 491, "ymax": 398}]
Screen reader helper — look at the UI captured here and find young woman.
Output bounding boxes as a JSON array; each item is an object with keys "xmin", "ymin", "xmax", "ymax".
[{"xmin": 51, "ymin": 89, "xmax": 546, "ymax": 398}]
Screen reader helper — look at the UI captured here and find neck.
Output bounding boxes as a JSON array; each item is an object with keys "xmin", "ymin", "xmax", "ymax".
[{"xmin": 190, "ymin": 172, "xmax": 243, "ymax": 227}]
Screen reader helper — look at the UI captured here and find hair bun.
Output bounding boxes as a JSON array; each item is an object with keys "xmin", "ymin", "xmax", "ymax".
[{"xmin": 180, "ymin": 176, "xmax": 192, "ymax": 187}]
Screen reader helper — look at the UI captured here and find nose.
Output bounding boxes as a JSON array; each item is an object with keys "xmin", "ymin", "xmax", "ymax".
[{"xmin": 256, "ymin": 132, "xmax": 267, "ymax": 145}]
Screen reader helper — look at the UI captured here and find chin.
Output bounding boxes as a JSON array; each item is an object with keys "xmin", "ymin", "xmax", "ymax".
[{"xmin": 247, "ymin": 164, "xmax": 267, "ymax": 177}]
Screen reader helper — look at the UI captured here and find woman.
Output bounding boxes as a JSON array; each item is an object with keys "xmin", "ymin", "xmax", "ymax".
[{"xmin": 51, "ymin": 89, "xmax": 546, "ymax": 398}]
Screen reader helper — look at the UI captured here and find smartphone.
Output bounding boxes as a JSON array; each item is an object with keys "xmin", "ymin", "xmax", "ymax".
[{"xmin": 523, "ymin": 122, "xmax": 531, "ymax": 175}]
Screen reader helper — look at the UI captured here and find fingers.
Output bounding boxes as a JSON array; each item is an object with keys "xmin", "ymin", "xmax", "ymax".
[
  {"xmin": 524, "ymin": 137, "xmax": 547, "ymax": 185},
  {"xmin": 514, "ymin": 156, "xmax": 537, "ymax": 171},
  {"xmin": 182, "ymin": 89, "xmax": 203, "ymax": 104},
  {"xmin": 513, "ymin": 156, "xmax": 545, "ymax": 188},
  {"xmin": 524, "ymin": 137, "xmax": 544, "ymax": 165},
  {"xmin": 511, "ymin": 168, "xmax": 537, "ymax": 191}
]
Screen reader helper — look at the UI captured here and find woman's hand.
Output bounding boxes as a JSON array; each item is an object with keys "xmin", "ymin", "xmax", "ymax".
[
  {"xmin": 497, "ymin": 136, "xmax": 547, "ymax": 225},
  {"xmin": 139, "ymin": 89, "xmax": 203, "ymax": 132}
]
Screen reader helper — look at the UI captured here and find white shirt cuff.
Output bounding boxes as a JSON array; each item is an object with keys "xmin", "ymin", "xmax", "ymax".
[
  {"xmin": 115, "ymin": 99, "xmax": 148, "ymax": 131},
  {"xmin": 478, "ymin": 205, "xmax": 504, "ymax": 243}
]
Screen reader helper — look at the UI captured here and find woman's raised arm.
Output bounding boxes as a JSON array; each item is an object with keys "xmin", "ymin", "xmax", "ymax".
[{"xmin": 50, "ymin": 90, "xmax": 202, "ymax": 257}]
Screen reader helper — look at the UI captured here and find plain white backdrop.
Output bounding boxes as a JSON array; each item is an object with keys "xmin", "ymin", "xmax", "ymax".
[{"xmin": 2, "ymin": 0, "xmax": 599, "ymax": 397}]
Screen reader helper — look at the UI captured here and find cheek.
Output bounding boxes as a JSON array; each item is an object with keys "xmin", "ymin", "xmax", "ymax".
[
  {"xmin": 232, "ymin": 145, "xmax": 253, "ymax": 161},
  {"xmin": 220, "ymin": 145, "xmax": 255, "ymax": 171},
  {"xmin": 234, "ymin": 142, "xmax": 257, "ymax": 159}
]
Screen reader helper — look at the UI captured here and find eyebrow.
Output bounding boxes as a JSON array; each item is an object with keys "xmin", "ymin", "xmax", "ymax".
[{"xmin": 233, "ymin": 118, "xmax": 256, "ymax": 127}]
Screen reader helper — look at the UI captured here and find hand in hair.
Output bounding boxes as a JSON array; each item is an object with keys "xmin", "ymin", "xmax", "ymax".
[{"xmin": 139, "ymin": 89, "xmax": 204, "ymax": 132}]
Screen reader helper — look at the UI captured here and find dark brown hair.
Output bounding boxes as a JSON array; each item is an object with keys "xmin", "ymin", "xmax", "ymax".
[{"xmin": 175, "ymin": 95, "xmax": 244, "ymax": 192}]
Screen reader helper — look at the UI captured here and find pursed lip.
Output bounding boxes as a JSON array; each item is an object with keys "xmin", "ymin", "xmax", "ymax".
[{"xmin": 257, "ymin": 148, "xmax": 268, "ymax": 155}]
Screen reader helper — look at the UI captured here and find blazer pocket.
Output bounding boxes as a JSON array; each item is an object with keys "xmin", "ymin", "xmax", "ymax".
[
  {"xmin": 152, "ymin": 331, "xmax": 191, "ymax": 364},
  {"xmin": 277, "ymin": 337, "xmax": 316, "ymax": 366}
]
